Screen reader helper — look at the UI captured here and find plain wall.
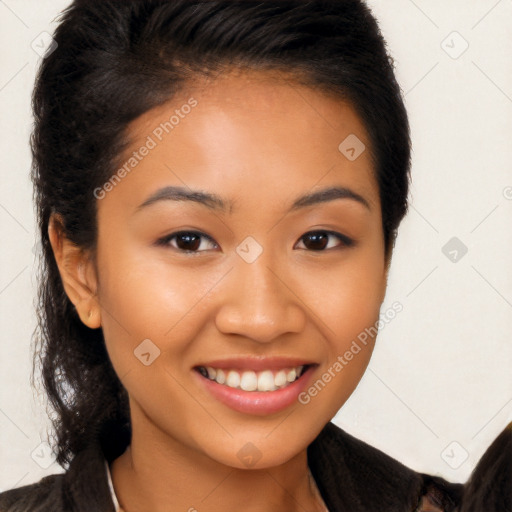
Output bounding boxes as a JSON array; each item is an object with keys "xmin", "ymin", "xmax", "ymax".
[{"xmin": 1, "ymin": 0, "xmax": 511, "ymax": 491}]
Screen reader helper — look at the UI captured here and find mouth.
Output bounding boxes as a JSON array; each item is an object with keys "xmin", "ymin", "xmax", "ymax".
[
  {"xmin": 194, "ymin": 364, "xmax": 310, "ymax": 392},
  {"xmin": 193, "ymin": 360, "xmax": 316, "ymax": 415}
]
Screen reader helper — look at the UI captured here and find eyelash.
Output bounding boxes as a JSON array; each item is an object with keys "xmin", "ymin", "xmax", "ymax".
[{"xmin": 155, "ymin": 230, "xmax": 355, "ymax": 254}]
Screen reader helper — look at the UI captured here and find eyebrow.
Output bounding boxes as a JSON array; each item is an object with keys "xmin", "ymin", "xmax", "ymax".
[{"xmin": 135, "ymin": 185, "xmax": 371, "ymax": 213}]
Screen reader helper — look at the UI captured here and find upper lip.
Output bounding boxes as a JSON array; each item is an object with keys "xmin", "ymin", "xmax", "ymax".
[{"xmin": 195, "ymin": 357, "xmax": 316, "ymax": 372}]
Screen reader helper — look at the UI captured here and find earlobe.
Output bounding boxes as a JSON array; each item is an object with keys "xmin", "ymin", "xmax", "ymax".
[{"xmin": 48, "ymin": 214, "xmax": 101, "ymax": 329}]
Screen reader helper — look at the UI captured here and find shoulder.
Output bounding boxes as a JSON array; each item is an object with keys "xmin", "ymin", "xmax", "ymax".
[
  {"xmin": 0, "ymin": 443, "xmax": 115, "ymax": 512},
  {"xmin": 308, "ymin": 421, "xmax": 463, "ymax": 511},
  {"xmin": 0, "ymin": 474, "xmax": 64, "ymax": 512},
  {"xmin": 309, "ymin": 421, "xmax": 512, "ymax": 512},
  {"xmin": 459, "ymin": 421, "xmax": 512, "ymax": 512}
]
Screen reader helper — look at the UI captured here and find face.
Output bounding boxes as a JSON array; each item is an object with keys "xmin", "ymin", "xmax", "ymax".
[{"xmin": 89, "ymin": 70, "xmax": 388, "ymax": 468}]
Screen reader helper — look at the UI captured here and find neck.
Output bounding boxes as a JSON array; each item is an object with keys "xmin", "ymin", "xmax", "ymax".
[{"xmin": 110, "ymin": 405, "xmax": 326, "ymax": 512}]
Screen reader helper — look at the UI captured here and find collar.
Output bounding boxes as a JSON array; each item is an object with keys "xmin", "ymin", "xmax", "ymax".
[{"xmin": 105, "ymin": 460, "xmax": 122, "ymax": 512}]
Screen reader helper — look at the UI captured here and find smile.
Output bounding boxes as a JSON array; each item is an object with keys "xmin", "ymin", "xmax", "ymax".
[
  {"xmin": 193, "ymin": 358, "xmax": 316, "ymax": 415},
  {"xmin": 196, "ymin": 365, "xmax": 307, "ymax": 392}
]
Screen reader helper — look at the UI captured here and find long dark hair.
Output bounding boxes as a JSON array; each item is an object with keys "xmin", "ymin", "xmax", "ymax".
[{"xmin": 31, "ymin": 0, "xmax": 411, "ymax": 466}]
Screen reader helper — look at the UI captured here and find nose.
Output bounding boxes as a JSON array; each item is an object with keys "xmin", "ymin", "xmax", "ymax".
[{"xmin": 214, "ymin": 255, "xmax": 307, "ymax": 343}]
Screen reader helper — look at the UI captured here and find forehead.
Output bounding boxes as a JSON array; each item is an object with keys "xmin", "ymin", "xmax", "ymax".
[
  {"xmin": 111, "ymin": 69, "xmax": 380, "ymax": 215},
  {"xmin": 131, "ymin": 69, "xmax": 372, "ymax": 148}
]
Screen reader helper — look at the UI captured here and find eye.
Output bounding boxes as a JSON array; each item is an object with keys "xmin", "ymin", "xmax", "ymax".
[
  {"xmin": 156, "ymin": 231, "xmax": 218, "ymax": 253},
  {"xmin": 295, "ymin": 230, "xmax": 354, "ymax": 251}
]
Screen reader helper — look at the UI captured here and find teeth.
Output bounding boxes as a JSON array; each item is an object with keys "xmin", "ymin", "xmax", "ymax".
[
  {"xmin": 226, "ymin": 370, "xmax": 240, "ymax": 388},
  {"xmin": 240, "ymin": 371, "xmax": 258, "ymax": 391},
  {"xmin": 200, "ymin": 365, "xmax": 306, "ymax": 392},
  {"xmin": 216, "ymin": 369, "xmax": 226, "ymax": 385},
  {"xmin": 274, "ymin": 370, "xmax": 287, "ymax": 388},
  {"xmin": 258, "ymin": 370, "xmax": 277, "ymax": 391}
]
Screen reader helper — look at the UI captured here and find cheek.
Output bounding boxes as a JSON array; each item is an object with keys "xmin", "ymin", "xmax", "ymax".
[
  {"xmin": 297, "ymin": 252, "xmax": 385, "ymax": 408},
  {"xmin": 95, "ymin": 247, "xmax": 225, "ymax": 373},
  {"xmin": 308, "ymin": 254, "xmax": 386, "ymax": 347},
  {"xmin": 296, "ymin": 285, "xmax": 382, "ymax": 418}
]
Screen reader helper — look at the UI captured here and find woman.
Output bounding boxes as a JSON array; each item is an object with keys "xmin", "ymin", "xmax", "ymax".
[{"xmin": 0, "ymin": 0, "xmax": 510, "ymax": 511}]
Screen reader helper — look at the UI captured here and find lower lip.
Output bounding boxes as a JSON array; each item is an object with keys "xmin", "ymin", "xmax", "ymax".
[{"xmin": 195, "ymin": 366, "xmax": 315, "ymax": 416}]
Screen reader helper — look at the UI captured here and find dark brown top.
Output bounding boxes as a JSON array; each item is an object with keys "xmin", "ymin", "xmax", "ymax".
[{"xmin": 0, "ymin": 421, "xmax": 510, "ymax": 511}]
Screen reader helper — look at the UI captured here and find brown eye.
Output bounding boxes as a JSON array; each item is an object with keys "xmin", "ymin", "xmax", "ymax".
[
  {"xmin": 156, "ymin": 231, "xmax": 218, "ymax": 253},
  {"xmin": 296, "ymin": 231, "xmax": 354, "ymax": 251}
]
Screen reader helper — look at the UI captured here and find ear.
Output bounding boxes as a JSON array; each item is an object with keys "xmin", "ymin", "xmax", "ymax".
[{"xmin": 48, "ymin": 214, "xmax": 101, "ymax": 329}]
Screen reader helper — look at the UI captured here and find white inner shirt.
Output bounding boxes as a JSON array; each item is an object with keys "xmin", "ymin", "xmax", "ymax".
[{"xmin": 105, "ymin": 460, "xmax": 121, "ymax": 512}]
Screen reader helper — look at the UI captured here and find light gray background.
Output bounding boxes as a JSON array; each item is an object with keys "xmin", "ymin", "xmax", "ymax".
[{"xmin": 1, "ymin": 0, "xmax": 511, "ymax": 491}]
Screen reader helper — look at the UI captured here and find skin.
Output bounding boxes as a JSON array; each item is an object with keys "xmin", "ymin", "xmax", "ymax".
[{"xmin": 49, "ymin": 69, "xmax": 391, "ymax": 512}]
